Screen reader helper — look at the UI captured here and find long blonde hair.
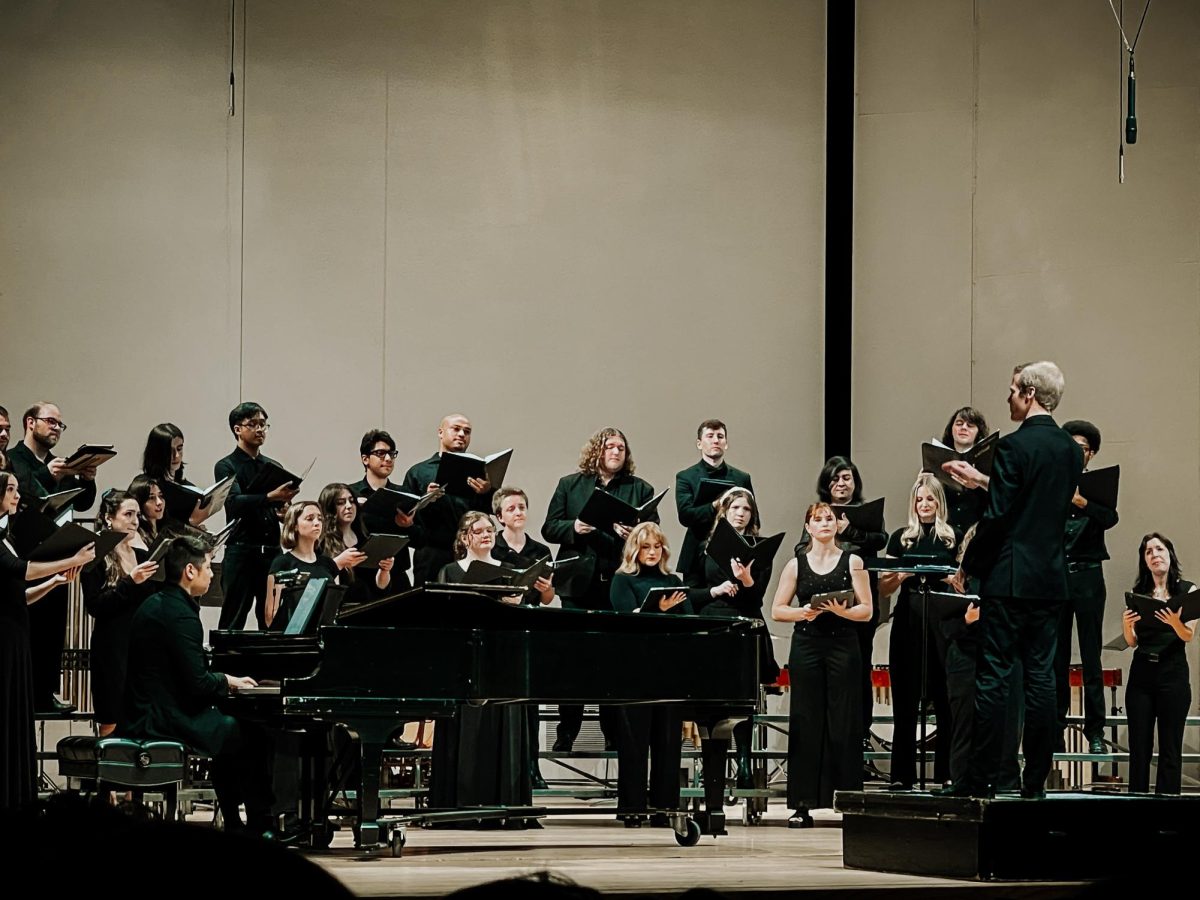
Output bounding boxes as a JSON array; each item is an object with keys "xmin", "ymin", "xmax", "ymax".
[
  {"xmin": 899, "ymin": 474, "xmax": 956, "ymax": 550},
  {"xmin": 617, "ymin": 522, "xmax": 672, "ymax": 575}
]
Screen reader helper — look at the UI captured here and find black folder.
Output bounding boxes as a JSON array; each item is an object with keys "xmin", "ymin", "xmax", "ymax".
[
  {"xmin": 360, "ymin": 485, "xmax": 443, "ymax": 518},
  {"xmin": 209, "ymin": 518, "xmax": 240, "ymax": 552},
  {"xmin": 640, "ymin": 585, "xmax": 689, "ymax": 614},
  {"xmin": 1124, "ymin": 591, "xmax": 1200, "ymax": 626},
  {"xmin": 695, "ymin": 478, "xmax": 739, "ymax": 506},
  {"xmin": 354, "ymin": 534, "xmax": 409, "ymax": 569},
  {"xmin": 463, "ymin": 559, "xmax": 512, "ymax": 585},
  {"xmin": 435, "ymin": 449, "xmax": 513, "ymax": 498},
  {"xmin": 921, "ymin": 431, "xmax": 999, "ymax": 493},
  {"xmin": 59, "ymin": 443, "xmax": 118, "ymax": 474},
  {"xmin": 505, "ymin": 555, "xmax": 554, "ymax": 590},
  {"xmin": 1078, "ymin": 465, "xmax": 1120, "ymax": 510},
  {"xmin": 924, "ymin": 591, "xmax": 980, "ymax": 621},
  {"xmin": 831, "ymin": 497, "xmax": 885, "ymax": 533},
  {"xmin": 29, "ymin": 523, "xmax": 124, "ymax": 564},
  {"xmin": 578, "ymin": 487, "xmax": 669, "ymax": 531},
  {"xmin": 245, "ymin": 458, "xmax": 315, "ymax": 494},
  {"xmin": 160, "ymin": 475, "xmax": 235, "ymax": 521},
  {"xmin": 37, "ymin": 488, "xmax": 84, "ymax": 516},
  {"xmin": 808, "ymin": 589, "xmax": 860, "ymax": 610},
  {"xmin": 704, "ymin": 519, "xmax": 786, "ymax": 579}
]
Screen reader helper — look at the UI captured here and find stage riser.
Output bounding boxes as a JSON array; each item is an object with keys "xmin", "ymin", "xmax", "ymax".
[{"xmin": 839, "ymin": 792, "xmax": 1199, "ymax": 881}]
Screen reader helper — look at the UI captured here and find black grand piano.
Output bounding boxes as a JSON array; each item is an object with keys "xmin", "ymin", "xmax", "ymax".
[{"xmin": 210, "ymin": 585, "xmax": 761, "ymax": 853}]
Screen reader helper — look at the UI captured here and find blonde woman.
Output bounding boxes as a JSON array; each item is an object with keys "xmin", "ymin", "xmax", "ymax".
[
  {"xmin": 265, "ymin": 501, "xmax": 364, "ymax": 629},
  {"xmin": 878, "ymin": 474, "xmax": 960, "ymax": 790},
  {"xmin": 610, "ymin": 523, "xmax": 690, "ymax": 826}
]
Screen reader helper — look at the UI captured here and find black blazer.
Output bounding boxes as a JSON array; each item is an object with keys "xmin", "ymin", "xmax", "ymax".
[
  {"xmin": 674, "ymin": 459, "xmax": 753, "ymax": 578},
  {"xmin": 962, "ymin": 415, "xmax": 1083, "ymax": 601}
]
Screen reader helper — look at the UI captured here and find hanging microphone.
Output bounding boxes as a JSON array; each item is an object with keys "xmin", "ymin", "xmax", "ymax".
[{"xmin": 1125, "ymin": 53, "xmax": 1137, "ymax": 144}]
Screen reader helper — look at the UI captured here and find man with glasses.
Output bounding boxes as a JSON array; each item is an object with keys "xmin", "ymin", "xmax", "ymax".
[
  {"xmin": 215, "ymin": 402, "xmax": 299, "ymax": 629},
  {"xmin": 401, "ymin": 414, "xmax": 495, "ymax": 586},
  {"xmin": 8, "ymin": 402, "xmax": 99, "ymax": 712},
  {"xmin": 350, "ymin": 428, "xmax": 415, "ymax": 590}
]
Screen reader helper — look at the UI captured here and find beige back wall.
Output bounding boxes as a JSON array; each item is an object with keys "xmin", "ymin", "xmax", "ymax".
[
  {"xmin": 855, "ymin": 0, "xmax": 1200, "ymax": 701},
  {"xmin": 0, "ymin": 1, "xmax": 826, "ymax": 603}
]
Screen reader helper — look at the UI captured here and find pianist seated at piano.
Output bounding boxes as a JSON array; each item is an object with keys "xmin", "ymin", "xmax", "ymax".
[
  {"xmin": 264, "ymin": 501, "xmax": 366, "ymax": 630},
  {"xmin": 431, "ymin": 511, "xmax": 533, "ymax": 821},
  {"xmin": 119, "ymin": 535, "xmax": 275, "ymax": 836},
  {"xmin": 609, "ymin": 522, "xmax": 691, "ymax": 826},
  {"xmin": 316, "ymin": 483, "xmax": 395, "ymax": 604}
]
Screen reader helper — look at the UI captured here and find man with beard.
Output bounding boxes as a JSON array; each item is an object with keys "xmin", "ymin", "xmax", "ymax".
[
  {"xmin": 401, "ymin": 414, "xmax": 495, "ymax": 586},
  {"xmin": 7, "ymin": 402, "xmax": 98, "ymax": 712}
]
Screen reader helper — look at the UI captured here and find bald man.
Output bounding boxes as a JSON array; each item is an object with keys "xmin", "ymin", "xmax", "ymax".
[{"xmin": 401, "ymin": 414, "xmax": 496, "ymax": 585}]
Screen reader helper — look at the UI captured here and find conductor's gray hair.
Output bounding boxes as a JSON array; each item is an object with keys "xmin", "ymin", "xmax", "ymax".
[{"xmin": 1013, "ymin": 361, "xmax": 1065, "ymax": 411}]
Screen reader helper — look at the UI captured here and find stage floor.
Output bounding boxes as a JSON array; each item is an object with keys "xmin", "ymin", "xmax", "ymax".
[{"xmin": 301, "ymin": 803, "xmax": 1093, "ymax": 898}]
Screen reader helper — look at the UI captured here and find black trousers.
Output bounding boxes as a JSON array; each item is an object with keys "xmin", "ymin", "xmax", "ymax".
[
  {"xmin": 210, "ymin": 719, "xmax": 276, "ymax": 831},
  {"xmin": 1126, "ymin": 652, "xmax": 1190, "ymax": 795},
  {"xmin": 1054, "ymin": 566, "xmax": 1107, "ymax": 741},
  {"xmin": 945, "ymin": 635, "xmax": 1023, "ymax": 789},
  {"xmin": 27, "ymin": 583, "xmax": 68, "ymax": 703},
  {"xmin": 616, "ymin": 705, "xmax": 682, "ymax": 813},
  {"xmin": 218, "ymin": 545, "xmax": 273, "ymax": 630},
  {"xmin": 787, "ymin": 626, "xmax": 862, "ymax": 812},
  {"xmin": 888, "ymin": 597, "xmax": 951, "ymax": 787},
  {"xmin": 968, "ymin": 597, "xmax": 1059, "ymax": 794},
  {"xmin": 557, "ymin": 582, "xmax": 619, "ymax": 746}
]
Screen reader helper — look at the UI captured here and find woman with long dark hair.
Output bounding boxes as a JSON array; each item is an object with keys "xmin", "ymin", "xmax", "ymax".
[
  {"xmin": 142, "ymin": 423, "xmax": 219, "ymax": 527},
  {"xmin": 1122, "ymin": 533, "xmax": 1195, "ymax": 794}
]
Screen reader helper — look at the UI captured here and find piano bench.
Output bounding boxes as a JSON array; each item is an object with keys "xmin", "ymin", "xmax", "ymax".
[{"xmin": 56, "ymin": 736, "xmax": 189, "ymax": 820}]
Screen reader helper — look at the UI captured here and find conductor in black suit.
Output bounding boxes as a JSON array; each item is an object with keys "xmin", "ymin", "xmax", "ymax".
[{"xmin": 944, "ymin": 361, "xmax": 1083, "ymax": 798}]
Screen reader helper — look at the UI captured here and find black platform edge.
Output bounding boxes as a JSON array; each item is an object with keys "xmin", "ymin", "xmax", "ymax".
[{"xmin": 838, "ymin": 789, "xmax": 1200, "ymax": 883}]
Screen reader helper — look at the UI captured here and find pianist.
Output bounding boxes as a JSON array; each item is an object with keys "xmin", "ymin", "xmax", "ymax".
[{"xmin": 120, "ymin": 535, "xmax": 275, "ymax": 836}]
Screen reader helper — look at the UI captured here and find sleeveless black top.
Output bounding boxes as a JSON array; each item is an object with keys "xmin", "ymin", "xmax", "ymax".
[{"xmin": 792, "ymin": 549, "xmax": 855, "ymax": 634}]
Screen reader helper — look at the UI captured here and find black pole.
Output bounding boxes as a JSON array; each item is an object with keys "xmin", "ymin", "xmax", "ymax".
[{"xmin": 824, "ymin": 0, "xmax": 855, "ymax": 461}]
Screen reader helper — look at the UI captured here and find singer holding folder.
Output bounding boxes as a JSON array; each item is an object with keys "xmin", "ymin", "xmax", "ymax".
[
  {"xmin": 937, "ymin": 406, "xmax": 991, "ymax": 532},
  {"xmin": 542, "ymin": 427, "xmax": 656, "ymax": 752},
  {"xmin": 1121, "ymin": 534, "xmax": 1195, "ymax": 795},
  {"xmin": 772, "ymin": 502, "xmax": 872, "ymax": 828}
]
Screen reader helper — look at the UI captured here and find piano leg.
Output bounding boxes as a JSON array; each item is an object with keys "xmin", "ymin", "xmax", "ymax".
[
  {"xmin": 698, "ymin": 737, "xmax": 729, "ymax": 836},
  {"xmin": 355, "ymin": 735, "xmax": 386, "ymax": 849}
]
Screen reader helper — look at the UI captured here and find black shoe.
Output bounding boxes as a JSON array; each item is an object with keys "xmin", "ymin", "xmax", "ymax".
[
  {"xmin": 1088, "ymin": 737, "xmax": 1106, "ymax": 754},
  {"xmin": 551, "ymin": 738, "xmax": 573, "ymax": 753},
  {"xmin": 1019, "ymin": 787, "xmax": 1046, "ymax": 800},
  {"xmin": 884, "ymin": 782, "xmax": 913, "ymax": 792},
  {"xmin": 932, "ymin": 781, "xmax": 992, "ymax": 799},
  {"xmin": 36, "ymin": 695, "xmax": 76, "ymax": 715},
  {"xmin": 391, "ymin": 736, "xmax": 417, "ymax": 750},
  {"xmin": 531, "ymin": 770, "xmax": 549, "ymax": 790},
  {"xmin": 787, "ymin": 811, "xmax": 814, "ymax": 829}
]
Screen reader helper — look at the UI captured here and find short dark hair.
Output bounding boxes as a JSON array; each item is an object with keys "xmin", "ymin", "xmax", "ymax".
[
  {"xmin": 697, "ymin": 419, "xmax": 727, "ymax": 439},
  {"xmin": 228, "ymin": 402, "xmax": 267, "ymax": 434},
  {"xmin": 817, "ymin": 456, "xmax": 863, "ymax": 504},
  {"xmin": 163, "ymin": 535, "xmax": 211, "ymax": 583},
  {"xmin": 1062, "ymin": 420, "xmax": 1101, "ymax": 454},
  {"xmin": 22, "ymin": 402, "xmax": 51, "ymax": 432},
  {"xmin": 0, "ymin": 405, "xmax": 8, "ymax": 419},
  {"xmin": 359, "ymin": 429, "xmax": 395, "ymax": 458}
]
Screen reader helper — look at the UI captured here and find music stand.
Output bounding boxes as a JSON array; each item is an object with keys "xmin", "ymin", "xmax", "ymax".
[{"xmin": 867, "ymin": 557, "xmax": 958, "ymax": 789}]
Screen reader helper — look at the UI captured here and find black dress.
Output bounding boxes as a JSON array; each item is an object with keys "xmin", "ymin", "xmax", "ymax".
[
  {"xmin": 429, "ymin": 560, "xmax": 531, "ymax": 811},
  {"xmin": 0, "ymin": 537, "xmax": 35, "ymax": 810},
  {"xmin": 699, "ymin": 542, "xmax": 781, "ymax": 685},
  {"xmin": 82, "ymin": 545, "xmax": 155, "ymax": 725}
]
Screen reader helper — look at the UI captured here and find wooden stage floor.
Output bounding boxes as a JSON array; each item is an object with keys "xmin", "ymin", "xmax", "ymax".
[{"xmin": 301, "ymin": 803, "xmax": 1095, "ymax": 899}]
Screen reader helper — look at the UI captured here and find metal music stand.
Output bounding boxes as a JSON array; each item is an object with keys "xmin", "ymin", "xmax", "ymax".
[{"xmin": 867, "ymin": 557, "xmax": 959, "ymax": 789}]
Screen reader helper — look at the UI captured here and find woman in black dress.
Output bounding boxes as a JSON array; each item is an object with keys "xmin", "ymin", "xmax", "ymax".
[
  {"xmin": 1122, "ymin": 533, "xmax": 1196, "ymax": 794},
  {"xmin": 696, "ymin": 488, "xmax": 780, "ymax": 788},
  {"xmin": 772, "ymin": 502, "xmax": 873, "ymax": 827},
  {"xmin": 877, "ymin": 474, "xmax": 960, "ymax": 789},
  {"xmin": 432, "ymin": 511, "xmax": 531, "ymax": 819},
  {"xmin": 264, "ymin": 500, "xmax": 365, "ymax": 630},
  {"xmin": 0, "ymin": 472, "xmax": 95, "ymax": 810},
  {"xmin": 82, "ymin": 490, "xmax": 159, "ymax": 735}
]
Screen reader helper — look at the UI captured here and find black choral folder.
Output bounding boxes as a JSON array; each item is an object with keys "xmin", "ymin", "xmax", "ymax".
[
  {"xmin": 695, "ymin": 478, "xmax": 739, "ymax": 506},
  {"xmin": 704, "ymin": 518, "xmax": 786, "ymax": 579},
  {"xmin": 640, "ymin": 585, "xmax": 688, "ymax": 614},
  {"xmin": 1077, "ymin": 465, "xmax": 1120, "ymax": 510},
  {"xmin": 578, "ymin": 487, "xmax": 669, "ymax": 532},
  {"xmin": 830, "ymin": 497, "xmax": 885, "ymax": 533},
  {"xmin": 921, "ymin": 432, "xmax": 998, "ymax": 493},
  {"xmin": 354, "ymin": 534, "xmax": 410, "ymax": 569},
  {"xmin": 435, "ymin": 449, "xmax": 513, "ymax": 498},
  {"xmin": 1124, "ymin": 591, "xmax": 1200, "ymax": 627},
  {"xmin": 246, "ymin": 457, "xmax": 315, "ymax": 494},
  {"xmin": 360, "ymin": 485, "xmax": 442, "ymax": 518}
]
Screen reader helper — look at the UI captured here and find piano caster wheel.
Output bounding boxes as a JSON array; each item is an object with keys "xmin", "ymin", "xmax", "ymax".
[
  {"xmin": 674, "ymin": 819, "xmax": 702, "ymax": 847},
  {"xmin": 390, "ymin": 828, "xmax": 406, "ymax": 858}
]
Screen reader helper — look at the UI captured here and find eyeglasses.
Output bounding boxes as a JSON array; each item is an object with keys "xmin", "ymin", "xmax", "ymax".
[
  {"xmin": 34, "ymin": 416, "xmax": 67, "ymax": 432},
  {"xmin": 237, "ymin": 420, "xmax": 270, "ymax": 432},
  {"xmin": 367, "ymin": 450, "xmax": 399, "ymax": 460}
]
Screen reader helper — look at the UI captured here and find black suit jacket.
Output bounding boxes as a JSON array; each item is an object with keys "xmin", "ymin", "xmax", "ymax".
[
  {"xmin": 119, "ymin": 583, "xmax": 237, "ymax": 756},
  {"xmin": 674, "ymin": 459, "xmax": 753, "ymax": 578},
  {"xmin": 962, "ymin": 415, "xmax": 1083, "ymax": 601}
]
